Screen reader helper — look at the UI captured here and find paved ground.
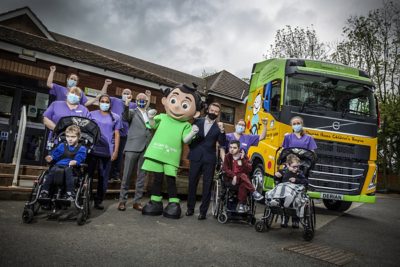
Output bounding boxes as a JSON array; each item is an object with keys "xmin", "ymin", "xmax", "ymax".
[{"xmin": 0, "ymin": 194, "xmax": 399, "ymax": 266}]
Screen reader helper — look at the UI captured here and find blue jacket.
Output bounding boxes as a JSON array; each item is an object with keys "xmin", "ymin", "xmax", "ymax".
[
  {"xmin": 188, "ymin": 118, "xmax": 226, "ymax": 164},
  {"xmin": 51, "ymin": 143, "xmax": 87, "ymax": 166}
]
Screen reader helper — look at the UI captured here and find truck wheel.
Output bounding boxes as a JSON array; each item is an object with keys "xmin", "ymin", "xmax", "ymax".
[
  {"xmin": 323, "ymin": 199, "xmax": 352, "ymax": 212},
  {"xmin": 251, "ymin": 163, "xmax": 264, "ymax": 195}
]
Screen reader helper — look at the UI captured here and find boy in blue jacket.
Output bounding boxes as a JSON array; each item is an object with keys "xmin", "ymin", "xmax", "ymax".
[{"xmin": 40, "ymin": 125, "xmax": 86, "ymax": 200}]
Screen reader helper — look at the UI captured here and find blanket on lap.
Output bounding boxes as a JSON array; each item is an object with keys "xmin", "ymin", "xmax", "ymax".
[{"xmin": 265, "ymin": 182, "xmax": 307, "ymax": 218}]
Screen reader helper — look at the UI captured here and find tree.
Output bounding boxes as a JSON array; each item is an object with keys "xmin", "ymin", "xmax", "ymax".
[
  {"xmin": 265, "ymin": 25, "xmax": 328, "ymax": 60},
  {"xmin": 331, "ymin": 1, "xmax": 400, "ymax": 187}
]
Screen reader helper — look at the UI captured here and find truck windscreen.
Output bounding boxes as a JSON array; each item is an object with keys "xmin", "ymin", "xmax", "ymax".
[{"xmin": 285, "ymin": 74, "xmax": 377, "ymax": 117}]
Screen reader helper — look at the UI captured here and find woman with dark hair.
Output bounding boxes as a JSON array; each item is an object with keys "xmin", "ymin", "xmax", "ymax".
[
  {"xmin": 87, "ymin": 94, "xmax": 122, "ymax": 210},
  {"xmin": 47, "ymin": 65, "xmax": 89, "ymax": 106},
  {"xmin": 282, "ymin": 116, "xmax": 317, "ymax": 151}
]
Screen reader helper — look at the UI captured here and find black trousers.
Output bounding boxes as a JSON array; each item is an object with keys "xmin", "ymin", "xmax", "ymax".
[{"xmin": 187, "ymin": 161, "xmax": 216, "ymax": 215}]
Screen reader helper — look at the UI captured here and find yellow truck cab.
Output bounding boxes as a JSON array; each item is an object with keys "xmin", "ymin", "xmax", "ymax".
[{"xmin": 246, "ymin": 58, "xmax": 378, "ymax": 211}]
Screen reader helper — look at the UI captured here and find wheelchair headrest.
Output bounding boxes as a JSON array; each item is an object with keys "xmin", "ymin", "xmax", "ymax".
[{"xmin": 277, "ymin": 147, "xmax": 317, "ymax": 176}]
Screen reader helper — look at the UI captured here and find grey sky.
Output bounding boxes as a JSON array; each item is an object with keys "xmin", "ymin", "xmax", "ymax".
[{"xmin": 1, "ymin": 0, "xmax": 383, "ymax": 79}]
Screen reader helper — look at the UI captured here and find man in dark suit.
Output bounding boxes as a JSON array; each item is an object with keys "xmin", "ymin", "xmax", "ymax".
[{"xmin": 186, "ymin": 102, "xmax": 226, "ymax": 220}]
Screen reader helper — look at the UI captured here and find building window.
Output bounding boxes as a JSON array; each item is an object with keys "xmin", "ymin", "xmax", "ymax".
[{"xmin": 220, "ymin": 105, "xmax": 235, "ymax": 124}]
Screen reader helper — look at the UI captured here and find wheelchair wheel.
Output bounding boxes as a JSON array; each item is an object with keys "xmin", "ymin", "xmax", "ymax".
[
  {"xmin": 211, "ymin": 179, "xmax": 221, "ymax": 218},
  {"xmin": 217, "ymin": 212, "xmax": 228, "ymax": 224},
  {"xmin": 302, "ymin": 200, "xmax": 315, "ymax": 241},
  {"xmin": 255, "ymin": 220, "xmax": 266, "ymax": 232},
  {"xmin": 76, "ymin": 211, "xmax": 86, "ymax": 226},
  {"xmin": 22, "ymin": 209, "xmax": 34, "ymax": 224},
  {"xmin": 85, "ymin": 174, "xmax": 93, "ymax": 217}
]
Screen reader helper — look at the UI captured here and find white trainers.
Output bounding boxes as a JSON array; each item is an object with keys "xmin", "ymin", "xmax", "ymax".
[
  {"xmin": 237, "ymin": 204, "xmax": 246, "ymax": 213},
  {"xmin": 252, "ymin": 191, "xmax": 264, "ymax": 201}
]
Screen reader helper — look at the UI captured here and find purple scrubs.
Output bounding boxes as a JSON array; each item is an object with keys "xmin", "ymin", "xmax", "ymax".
[
  {"xmin": 43, "ymin": 101, "xmax": 91, "ymax": 125},
  {"xmin": 89, "ymin": 110, "xmax": 122, "ymax": 156},
  {"xmin": 282, "ymin": 133, "xmax": 317, "ymax": 150},
  {"xmin": 50, "ymin": 83, "xmax": 88, "ymax": 105},
  {"xmin": 110, "ymin": 97, "xmax": 136, "ymax": 137},
  {"xmin": 225, "ymin": 133, "xmax": 260, "ymax": 154},
  {"xmin": 43, "ymin": 101, "xmax": 91, "ymax": 143}
]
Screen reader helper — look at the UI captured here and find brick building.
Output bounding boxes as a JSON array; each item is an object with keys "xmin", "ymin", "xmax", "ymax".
[{"xmin": 0, "ymin": 7, "xmax": 249, "ymax": 193}]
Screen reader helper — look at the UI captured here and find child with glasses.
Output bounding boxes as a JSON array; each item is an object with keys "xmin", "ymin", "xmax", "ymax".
[{"xmin": 274, "ymin": 153, "xmax": 307, "ymax": 228}]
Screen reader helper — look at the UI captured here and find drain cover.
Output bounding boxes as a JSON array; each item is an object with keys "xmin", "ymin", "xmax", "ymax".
[{"xmin": 284, "ymin": 243, "xmax": 355, "ymax": 266}]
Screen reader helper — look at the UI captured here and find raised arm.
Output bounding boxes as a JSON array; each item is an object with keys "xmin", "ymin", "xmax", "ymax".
[
  {"xmin": 85, "ymin": 78, "xmax": 112, "ymax": 107},
  {"xmin": 47, "ymin": 65, "xmax": 56, "ymax": 89}
]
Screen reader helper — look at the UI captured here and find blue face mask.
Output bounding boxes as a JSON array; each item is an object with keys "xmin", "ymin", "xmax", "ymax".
[
  {"xmin": 136, "ymin": 99, "xmax": 147, "ymax": 108},
  {"xmin": 292, "ymin": 124, "xmax": 303, "ymax": 133},
  {"xmin": 100, "ymin": 103, "xmax": 110, "ymax": 111},
  {"xmin": 67, "ymin": 93, "xmax": 80, "ymax": 104},
  {"xmin": 122, "ymin": 95, "xmax": 129, "ymax": 101},
  {"xmin": 67, "ymin": 79, "xmax": 77, "ymax": 88},
  {"xmin": 235, "ymin": 125, "xmax": 245, "ymax": 134}
]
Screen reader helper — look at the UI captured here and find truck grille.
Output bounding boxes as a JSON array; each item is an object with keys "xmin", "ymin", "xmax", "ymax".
[{"xmin": 309, "ymin": 141, "xmax": 370, "ymax": 195}]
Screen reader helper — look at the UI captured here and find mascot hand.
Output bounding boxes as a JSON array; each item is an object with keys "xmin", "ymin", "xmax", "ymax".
[
  {"xmin": 147, "ymin": 109, "xmax": 157, "ymax": 119},
  {"xmin": 191, "ymin": 124, "xmax": 199, "ymax": 134}
]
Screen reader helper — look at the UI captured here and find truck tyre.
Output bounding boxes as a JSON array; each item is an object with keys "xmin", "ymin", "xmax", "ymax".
[
  {"xmin": 251, "ymin": 163, "xmax": 265, "ymax": 195},
  {"xmin": 323, "ymin": 199, "xmax": 352, "ymax": 212}
]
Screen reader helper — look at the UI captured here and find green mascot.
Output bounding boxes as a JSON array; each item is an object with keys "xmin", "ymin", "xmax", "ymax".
[{"xmin": 141, "ymin": 84, "xmax": 202, "ymax": 219}]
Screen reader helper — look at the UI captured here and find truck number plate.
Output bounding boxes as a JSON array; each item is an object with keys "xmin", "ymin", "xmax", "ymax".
[{"xmin": 321, "ymin": 193, "xmax": 344, "ymax": 201}]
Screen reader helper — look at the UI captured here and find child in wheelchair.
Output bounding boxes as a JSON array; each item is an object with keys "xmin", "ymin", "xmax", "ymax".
[
  {"xmin": 40, "ymin": 125, "xmax": 87, "ymax": 201},
  {"xmin": 273, "ymin": 154, "xmax": 307, "ymax": 228},
  {"xmin": 222, "ymin": 140, "xmax": 263, "ymax": 213}
]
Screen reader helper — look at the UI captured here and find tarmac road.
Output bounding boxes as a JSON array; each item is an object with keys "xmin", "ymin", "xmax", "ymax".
[{"xmin": 0, "ymin": 194, "xmax": 399, "ymax": 267}]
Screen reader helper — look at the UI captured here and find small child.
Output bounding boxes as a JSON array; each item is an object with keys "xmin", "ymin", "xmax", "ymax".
[
  {"xmin": 222, "ymin": 140, "xmax": 263, "ymax": 213},
  {"xmin": 40, "ymin": 125, "xmax": 87, "ymax": 200},
  {"xmin": 274, "ymin": 153, "xmax": 307, "ymax": 228}
]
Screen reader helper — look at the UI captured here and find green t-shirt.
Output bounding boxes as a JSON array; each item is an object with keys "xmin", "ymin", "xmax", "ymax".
[{"xmin": 144, "ymin": 113, "xmax": 192, "ymax": 167}]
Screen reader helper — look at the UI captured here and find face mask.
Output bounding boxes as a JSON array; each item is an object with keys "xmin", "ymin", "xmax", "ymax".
[
  {"xmin": 100, "ymin": 103, "xmax": 110, "ymax": 111},
  {"xmin": 235, "ymin": 125, "xmax": 245, "ymax": 134},
  {"xmin": 292, "ymin": 124, "xmax": 303, "ymax": 133},
  {"xmin": 136, "ymin": 99, "xmax": 147, "ymax": 108},
  {"xmin": 67, "ymin": 93, "xmax": 80, "ymax": 104},
  {"xmin": 67, "ymin": 79, "xmax": 77, "ymax": 88},
  {"xmin": 207, "ymin": 113, "xmax": 218, "ymax": 120},
  {"xmin": 122, "ymin": 95, "xmax": 129, "ymax": 101}
]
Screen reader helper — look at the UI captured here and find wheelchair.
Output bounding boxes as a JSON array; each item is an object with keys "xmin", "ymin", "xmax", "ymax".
[
  {"xmin": 254, "ymin": 148, "xmax": 317, "ymax": 241},
  {"xmin": 211, "ymin": 170, "xmax": 257, "ymax": 225},
  {"xmin": 22, "ymin": 116, "xmax": 100, "ymax": 225}
]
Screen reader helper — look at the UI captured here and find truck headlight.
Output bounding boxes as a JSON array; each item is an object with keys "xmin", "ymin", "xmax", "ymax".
[{"xmin": 368, "ymin": 168, "xmax": 377, "ymax": 190}]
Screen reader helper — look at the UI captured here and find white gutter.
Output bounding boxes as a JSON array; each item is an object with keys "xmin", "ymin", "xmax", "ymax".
[
  {"xmin": 0, "ymin": 41, "xmax": 170, "ymax": 91},
  {"xmin": 208, "ymin": 91, "xmax": 248, "ymax": 104}
]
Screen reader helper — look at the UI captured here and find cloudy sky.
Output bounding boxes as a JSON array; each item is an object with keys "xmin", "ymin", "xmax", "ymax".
[{"xmin": 1, "ymin": 0, "xmax": 383, "ymax": 79}]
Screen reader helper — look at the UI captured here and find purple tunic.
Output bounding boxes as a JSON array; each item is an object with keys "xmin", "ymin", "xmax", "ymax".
[
  {"xmin": 43, "ymin": 101, "xmax": 91, "ymax": 142},
  {"xmin": 110, "ymin": 97, "xmax": 136, "ymax": 137},
  {"xmin": 50, "ymin": 83, "xmax": 88, "ymax": 105},
  {"xmin": 90, "ymin": 110, "xmax": 122, "ymax": 156},
  {"xmin": 282, "ymin": 133, "xmax": 317, "ymax": 150},
  {"xmin": 43, "ymin": 101, "xmax": 91, "ymax": 125},
  {"xmin": 225, "ymin": 133, "xmax": 260, "ymax": 154}
]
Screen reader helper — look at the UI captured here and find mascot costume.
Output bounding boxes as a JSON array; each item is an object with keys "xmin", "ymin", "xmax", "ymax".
[{"xmin": 141, "ymin": 84, "xmax": 202, "ymax": 219}]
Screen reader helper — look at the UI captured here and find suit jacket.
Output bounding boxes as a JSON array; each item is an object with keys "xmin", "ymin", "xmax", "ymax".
[
  {"xmin": 123, "ymin": 106, "xmax": 152, "ymax": 152},
  {"xmin": 188, "ymin": 118, "xmax": 226, "ymax": 164}
]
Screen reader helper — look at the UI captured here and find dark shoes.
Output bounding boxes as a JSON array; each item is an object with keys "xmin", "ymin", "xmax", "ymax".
[
  {"xmin": 142, "ymin": 200, "xmax": 163, "ymax": 216},
  {"xmin": 185, "ymin": 209, "xmax": 194, "ymax": 216},
  {"xmin": 133, "ymin": 202, "xmax": 143, "ymax": 211},
  {"xmin": 198, "ymin": 214, "xmax": 207, "ymax": 220},
  {"xmin": 94, "ymin": 202, "xmax": 104, "ymax": 210},
  {"xmin": 118, "ymin": 202, "xmax": 126, "ymax": 211},
  {"xmin": 163, "ymin": 202, "xmax": 181, "ymax": 219},
  {"xmin": 292, "ymin": 220, "xmax": 299, "ymax": 229}
]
